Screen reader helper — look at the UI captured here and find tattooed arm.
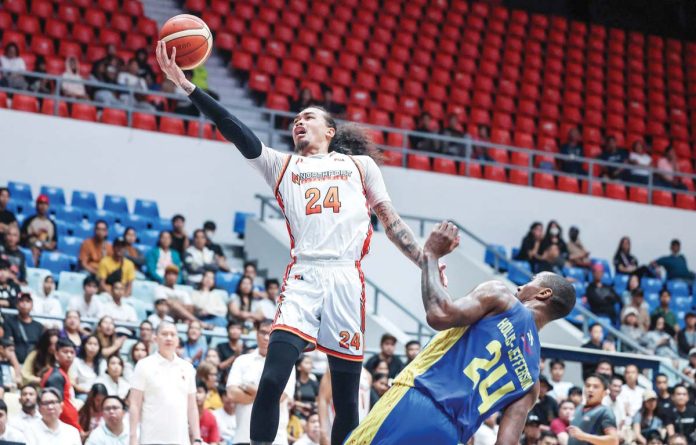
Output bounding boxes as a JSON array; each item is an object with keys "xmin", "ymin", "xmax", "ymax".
[{"xmin": 373, "ymin": 201, "xmax": 424, "ymax": 266}]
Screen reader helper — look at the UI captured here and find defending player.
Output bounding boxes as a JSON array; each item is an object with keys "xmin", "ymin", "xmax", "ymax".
[
  {"xmin": 156, "ymin": 42, "xmax": 428, "ymax": 445},
  {"xmin": 345, "ymin": 222, "xmax": 576, "ymax": 445}
]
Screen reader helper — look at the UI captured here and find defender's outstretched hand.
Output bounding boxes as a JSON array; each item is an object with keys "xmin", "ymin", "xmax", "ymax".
[
  {"xmin": 156, "ymin": 41, "xmax": 188, "ymax": 88},
  {"xmin": 424, "ymin": 221, "xmax": 461, "ymax": 259}
]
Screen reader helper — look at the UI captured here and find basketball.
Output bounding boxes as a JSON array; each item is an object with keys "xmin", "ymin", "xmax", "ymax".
[{"xmin": 159, "ymin": 14, "xmax": 213, "ymax": 70}]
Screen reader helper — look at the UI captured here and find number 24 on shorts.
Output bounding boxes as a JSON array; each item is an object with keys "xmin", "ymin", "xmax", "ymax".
[{"xmin": 339, "ymin": 331, "xmax": 361, "ymax": 350}]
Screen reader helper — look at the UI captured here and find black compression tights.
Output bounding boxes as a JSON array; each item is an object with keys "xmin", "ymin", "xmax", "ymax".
[{"xmin": 249, "ymin": 331, "xmax": 363, "ymax": 445}]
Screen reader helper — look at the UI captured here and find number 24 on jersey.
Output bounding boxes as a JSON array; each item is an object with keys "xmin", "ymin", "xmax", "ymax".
[{"xmin": 305, "ymin": 186, "xmax": 342, "ymax": 215}]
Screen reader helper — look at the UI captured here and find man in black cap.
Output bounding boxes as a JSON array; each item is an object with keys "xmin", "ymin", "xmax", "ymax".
[
  {"xmin": 0, "ymin": 259, "xmax": 20, "ymax": 308},
  {"xmin": 364, "ymin": 333, "xmax": 404, "ymax": 379},
  {"xmin": 521, "ymin": 413, "xmax": 542, "ymax": 445},
  {"xmin": 678, "ymin": 312, "xmax": 696, "ymax": 357},
  {"xmin": 3, "ymin": 292, "xmax": 43, "ymax": 362},
  {"xmin": 531, "ymin": 375, "xmax": 559, "ymax": 426}
]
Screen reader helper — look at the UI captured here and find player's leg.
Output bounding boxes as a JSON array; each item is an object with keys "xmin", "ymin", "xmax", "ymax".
[
  {"xmin": 249, "ymin": 330, "xmax": 308, "ymax": 445},
  {"xmin": 328, "ymin": 356, "xmax": 362, "ymax": 445}
]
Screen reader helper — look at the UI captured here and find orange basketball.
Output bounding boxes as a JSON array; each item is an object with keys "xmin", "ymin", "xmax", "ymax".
[{"xmin": 159, "ymin": 14, "xmax": 213, "ymax": 70}]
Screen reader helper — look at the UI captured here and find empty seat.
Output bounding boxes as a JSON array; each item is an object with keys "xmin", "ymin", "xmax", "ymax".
[
  {"xmin": 71, "ymin": 191, "xmax": 97, "ymax": 210},
  {"xmin": 134, "ymin": 199, "xmax": 159, "ymax": 219},
  {"xmin": 432, "ymin": 158, "xmax": 457, "ymax": 175},
  {"xmin": 11, "ymin": 95, "xmax": 39, "ymax": 113},
  {"xmin": 605, "ymin": 184, "xmax": 627, "ymax": 200},
  {"xmin": 407, "ymin": 155, "xmax": 431, "ymax": 171},
  {"xmin": 41, "ymin": 252, "xmax": 76, "ymax": 276},
  {"xmin": 71, "ymin": 103, "xmax": 97, "ymax": 122},
  {"xmin": 103, "ymin": 195, "xmax": 129, "ymax": 214},
  {"xmin": 629, "ymin": 187, "xmax": 649, "ymax": 204},
  {"xmin": 159, "ymin": 117, "xmax": 185, "ymax": 135},
  {"xmin": 652, "ymin": 190, "xmax": 674, "ymax": 207},
  {"xmin": 676, "ymin": 194, "xmax": 695, "ymax": 210},
  {"xmin": 132, "ymin": 113, "xmax": 157, "ymax": 131},
  {"xmin": 557, "ymin": 176, "xmax": 580, "ymax": 193},
  {"xmin": 484, "ymin": 166, "xmax": 507, "ymax": 183},
  {"xmin": 533, "ymin": 173, "xmax": 556, "ymax": 190},
  {"xmin": 101, "ymin": 108, "xmax": 128, "ymax": 126}
]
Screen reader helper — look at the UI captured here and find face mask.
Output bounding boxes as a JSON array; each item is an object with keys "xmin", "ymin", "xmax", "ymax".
[
  {"xmin": 205, "ymin": 231, "xmax": 214, "ymax": 241},
  {"xmin": 549, "ymin": 227, "xmax": 560, "ymax": 236}
]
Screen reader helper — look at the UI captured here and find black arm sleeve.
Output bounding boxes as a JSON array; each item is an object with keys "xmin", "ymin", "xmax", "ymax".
[{"xmin": 188, "ymin": 87, "xmax": 262, "ymax": 159}]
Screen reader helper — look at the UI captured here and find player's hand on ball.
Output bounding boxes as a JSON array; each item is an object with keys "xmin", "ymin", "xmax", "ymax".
[
  {"xmin": 424, "ymin": 221, "xmax": 461, "ymax": 258},
  {"xmin": 156, "ymin": 40, "xmax": 186, "ymax": 86}
]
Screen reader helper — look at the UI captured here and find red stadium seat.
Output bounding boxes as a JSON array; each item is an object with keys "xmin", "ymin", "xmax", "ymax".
[
  {"xmin": 408, "ymin": 155, "xmax": 431, "ymax": 171},
  {"xmin": 58, "ymin": 4, "xmax": 81, "ymax": 23},
  {"xmin": 676, "ymin": 194, "xmax": 696, "ymax": 210},
  {"xmin": 508, "ymin": 169, "xmax": 529, "ymax": 186},
  {"xmin": 98, "ymin": 0, "xmax": 119, "ymax": 13},
  {"xmin": 101, "ymin": 108, "xmax": 128, "ymax": 126},
  {"xmin": 484, "ymin": 166, "xmax": 507, "ymax": 183},
  {"xmin": 433, "ymin": 158, "xmax": 457, "ymax": 175},
  {"xmin": 85, "ymin": 46, "xmax": 106, "ymax": 63},
  {"xmin": 40, "ymin": 99, "xmax": 68, "ymax": 117},
  {"xmin": 187, "ymin": 121, "xmax": 214, "ymax": 139},
  {"xmin": 111, "ymin": 13, "xmax": 133, "ymax": 33},
  {"xmin": 160, "ymin": 117, "xmax": 185, "ymax": 135},
  {"xmin": 557, "ymin": 176, "xmax": 580, "ymax": 193},
  {"xmin": 17, "ymin": 14, "xmax": 41, "ymax": 34},
  {"xmin": 581, "ymin": 181, "xmax": 604, "ymax": 197},
  {"xmin": 84, "ymin": 8, "xmax": 107, "ymax": 28},
  {"xmin": 605, "ymin": 184, "xmax": 628, "ymax": 200},
  {"xmin": 30, "ymin": 0, "xmax": 52, "ymax": 19},
  {"xmin": 59, "ymin": 41, "xmax": 82, "ymax": 59},
  {"xmin": 629, "ymin": 187, "xmax": 649, "ymax": 204},
  {"xmin": 31, "ymin": 35, "xmax": 54, "ymax": 57},
  {"xmin": 4, "ymin": 0, "xmax": 26, "ymax": 14},
  {"xmin": 132, "ymin": 113, "xmax": 157, "ymax": 131},
  {"xmin": 652, "ymin": 191, "xmax": 674, "ymax": 207},
  {"xmin": 71, "ymin": 103, "xmax": 97, "ymax": 122},
  {"xmin": 11, "ymin": 95, "xmax": 39, "ymax": 113},
  {"xmin": 533, "ymin": 173, "xmax": 556, "ymax": 190}
]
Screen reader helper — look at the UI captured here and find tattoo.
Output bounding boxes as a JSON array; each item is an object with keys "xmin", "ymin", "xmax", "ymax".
[
  {"xmin": 182, "ymin": 82, "xmax": 195, "ymax": 95},
  {"xmin": 374, "ymin": 202, "xmax": 423, "ymax": 265},
  {"xmin": 421, "ymin": 255, "xmax": 452, "ymax": 324}
]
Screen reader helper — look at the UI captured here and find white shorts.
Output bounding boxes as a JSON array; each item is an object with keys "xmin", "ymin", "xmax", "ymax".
[{"xmin": 272, "ymin": 259, "xmax": 366, "ymax": 361}]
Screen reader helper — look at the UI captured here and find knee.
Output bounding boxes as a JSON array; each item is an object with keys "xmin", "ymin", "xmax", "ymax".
[{"xmin": 258, "ymin": 373, "xmax": 285, "ymax": 397}]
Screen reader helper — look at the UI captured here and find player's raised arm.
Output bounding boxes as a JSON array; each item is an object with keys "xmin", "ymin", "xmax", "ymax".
[
  {"xmin": 155, "ymin": 41, "xmax": 262, "ymax": 159},
  {"xmin": 495, "ymin": 383, "xmax": 539, "ymax": 445},
  {"xmin": 373, "ymin": 201, "xmax": 424, "ymax": 265}
]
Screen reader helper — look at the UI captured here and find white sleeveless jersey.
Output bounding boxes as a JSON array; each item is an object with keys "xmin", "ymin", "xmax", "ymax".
[{"xmin": 249, "ymin": 146, "xmax": 391, "ymax": 261}]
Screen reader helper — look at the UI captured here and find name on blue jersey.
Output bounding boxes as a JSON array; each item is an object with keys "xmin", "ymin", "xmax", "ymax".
[{"xmin": 497, "ymin": 317, "xmax": 534, "ymax": 390}]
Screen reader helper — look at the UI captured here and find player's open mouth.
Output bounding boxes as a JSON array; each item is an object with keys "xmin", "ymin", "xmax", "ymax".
[{"xmin": 294, "ymin": 127, "xmax": 307, "ymax": 138}]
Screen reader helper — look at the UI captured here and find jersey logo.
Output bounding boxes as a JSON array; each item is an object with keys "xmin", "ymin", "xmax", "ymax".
[
  {"xmin": 289, "ymin": 170, "xmax": 353, "ymax": 185},
  {"xmin": 520, "ymin": 334, "xmax": 531, "ymax": 354},
  {"xmin": 292, "ymin": 173, "xmax": 300, "ymax": 185},
  {"xmin": 293, "ymin": 274, "xmax": 304, "ymax": 280}
]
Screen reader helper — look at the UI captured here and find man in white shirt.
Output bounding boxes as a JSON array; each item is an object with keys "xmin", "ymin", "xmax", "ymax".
[
  {"xmin": 154, "ymin": 265, "xmax": 197, "ymax": 323},
  {"xmin": 67, "ymin": 275, "xmax": 104, "ymax": 319},
  {"xmin": 213, "ymin": 389, "xmax": 237, "ymax": 444},
  {"xmin": 603, "ymin": 375, "xmax": 627, "ymax": 432},
  {"xmin": 86, "ymin": 395, "xmax": 129, "ymax": 445},
  {"xmin": 548, "ymin": 359, "xmax": 574, "ymax": 402},
  {"xmin": 0, "ymin": 399, "xmax": 27, "ymax": 443},
  {"xmin": 227, "ymin": 319, "xmax": 295, "ymax": 445},
  {"xmin": 129, "ymin": 321, "xmax": 201, "ymax": 445},
  {"xmin": 295, "ymin": 412, "xmax": 321, "ymax": 445},
  {"xmin": 103, "ymin": 281, "xmax": 137, "ymax": 323},
  {"xmin": 183, "ymin": 230, "xmax": 221, "ymax": 285},
  {"xmin": 28, "ymin": 387, "xmax": 81, "ymax": 445},
  {"xmin": 618, "ymin": 364, "xmax": 644, "ymax": 418},
  {"xmin": 10, "ymin": 383, "xmax": 42, "ymax": 436}
]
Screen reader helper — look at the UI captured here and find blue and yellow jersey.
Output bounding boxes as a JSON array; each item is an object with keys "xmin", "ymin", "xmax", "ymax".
[{"xmin": 393, "ymin": 301, "xmax": 540, "ymax": 443}]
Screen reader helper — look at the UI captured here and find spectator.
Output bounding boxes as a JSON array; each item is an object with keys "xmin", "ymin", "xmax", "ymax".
[
  {"xmin": 229, "ymin": 275, "xmax": 261, "ymax": 329},
  {"xmin": 91, "ymin": 61, "xmax": 121, "ymax": 106},
  {"xmin": 654, "ymin": 373, "xmax": 673, "ymax": 425},
  {"xmin": 0, "ymin": 42, "xmax": 28, "ymax": 89},
  {"xmin": 191, "ymin": 270, "xmax": 228, "ymax": 328},
  {"xmin": 683, "ymin": 348, "xmax": 696, "ymax": 380},
  {"xmin": 97, "ymin": 237, "xmax": 136, "ymax": 295},
  {"xmin": 181, "ymin": 320, "xmax": 208, "ymax": 368},
  {"xmin": 471, "ymin": 124, "xmax": 492, "ymax": 161},
  {"xmin": 147, "ymin": 298, "xmax": 175, "ymax": 329},
  {"xmin": 196, "ymin": 361, "xmax": 222, "ymax": 410},
  {"xmin": 473, "ymin": 412, "xmax": 498, "ymax": 445},
  {"xmin": 441, "ymin": 114, "xmax": 466, "ymax": 156},
  {"xmin": 21, "ymin": 329, "xmax": 58, "ymax": 386},
  {"xmin": 559, "ymin": 128, "xmax": 586, "ymax": 176},
  {"xmin": 0, "ymin": 187, "xmax": 16, "ymax": 244},
  {"xmin": 620, "ymin": 307, "xmax": 645, "ymax": 345},
  {"xmin": 125, "ymin": 340, "xmax": 148, "ymax": 380},
  {"xmin": 4, "ymin": 292, "xmax": 43, "ymax": 363},
  {"xmin": 291, "ymin": 87, "xmax": 316, "ymax": 112},
  {"xmin": 171, "ymin": 214, "xmax": 189, "ymax": 258},
  {"xmin": 515, "ymin": 221, "xmax": 545, "ymax": 268},
  {"xmin": 539, "ymin": 431, "xmax": 561, "ymax": 445},
  {"xmin": 614, "ymin": 236, "xmax": 654, "ymax": 278},
  {"xmin": 539, "ymin": 220, "xmax": 569, "ymax": 260},
  {"xmin": 28, "ymin": 55, "xmax": 54, "ymax": 95},
  {"xmin": 85, "ymin": 395, "xmax": 129, "ymax": 445},
  {"xmin": 551, "ymin": 400, "xmax": 575, "ymax": 445},
  {"xmin": 138, "ymin": 320, "xmax": 155, "ymax": 355},
  {"xmin": 655, "ymin": 146, "xmax": 687, "ymax": 190},
  {"xmin": 548, "ymin": 359, "xmax": 573, "ymax": 402},
  {"xmin": 226, "ymin": 319, "xmax": 295, "ymax": 445},
  {"xmin": 567, "ymin": 374, "xmax": 618, "ymax": 445},
  {"xmin": 68, "ymin": 275, "xmax": 104, "ymax": 319},
  {"xmin": 195, "ymin": 381, "xmax": 221, "ymax": 445},
  {"xmin": 599, "ymin": 135, "xmax": 628, "ymax": 180},
  {"xmin": 603, "ymin": 376, "xmax": 627, "ymax": 434},
  {"xmin": 20, "ymin": 194, "xmax": 58, "ymax": 265},
  {"xmin": 568, "ymin": 386, "xmax": 583, "ymax": 407},
  {"xmin": 96, "ymin": 316, "xmax": 126, "ymax": 358},
  {"xmin": 134, "ymin": 48, "xmax": 156, "ymax": 86},
  {"xmin": 0, "ymin": 225, "xmax": 26, "ymax": 284},
  {"xmin": 669, "ymin": 435, "xmax": 688, "ymax": 445},
  {"xmin": 104, "ymin": 281, "xmax": 138, "ymax": 323},
  {"xmin": 319, "ymin": 84, "xmax": 345, "ymax": 117},
  {"xmin": 651, "ymin": 291, "xmax": 678, "ymax": 334},
  {"xmin": 217, "ymin": 320, "xmax": 244, "ymax": 374},
  {"xmin": 255, "ymin": 278, "xmax": 280, "ymax": 320},
  {"xmin": 29, "ymin": 387, "xmax": 81, "ymax": 445},
  {"xmin": 410, "ymin": 112, "xmax": 438, "ymax": 153},
  {"xmin": 581, "ymin": 324, "xmax": 605, "ymax": 378},
  {"xmin": 404, "ymin": 340, "xmax": 421, "ymax": 365},
  {"xmin": 294, "ymin": 411, "xmax": 321, "ymax": 445},
  {"xmin": 117, "ymin": 58, "xmax": 156, "ymax": 111},
  {"xmin": 130, "ymin": 321, "xmax": 200, "ymax": 445},
  {"xmin": 40, "ymin": 338, "xmax": 81, "ymax": 432},
  {"xmin": 185, "ymin": 229, "xmax": 223, "ymax": 285},
  {"xmin": 77, "ymin": 383, "xmax": 108, "ymax": 438},
  {"xmin": 566, "ymin": 226, "xmax": 592, "ymax": 269},
  {"xmin": 0, "ymin": 338, "xmax": 20, "ymax": 392},
  {"xmin": 536, "ymin": 244, "xmax": 565, "ymax": 275},
  {"xmin": 10, "ymin": 384, "xmax": 41, "ymax": 436},
  {"xmin": 628, "ymin": 140, "xmax": 653, "ymax": 184},
  {"xmin": 61, "ymin": 56, "xmax": 89, "ymax": 99},
  {"xmin": 532, "ymin": 375, "xmax": 559, "ymax": 426},
  {"xmin": 59, "ymin": 310, "xmax": 85, "ymax": 352},
  {"xmin": 71, "ymin": 334, "xmax": 105, "ymax": 399},
  {"xmin": 242, "ymin": 262, "xmax": 264, "ymax": 291},
  {"xmin": 95, "ymin": 43, "xmax": 123, "ymax": 71},
  {"xmin": 621, "ymin": 287, "xmax": 651, "ymax": 332},
  {"xmin": 369, "ymin": 372, "xmax": 389, "ymax": 407},
  {"xmin": 294, "ymin": 354, "xmax": 319, "ymax": 420},
  {"xmin": 154, "ymin": 265, "xmax": 198, "ymax": 323},
  {"xmin": 521, "ymin": 413, "xmax": 542, "ymax": 445},
  {"xmin": 79, "ymin": 220, "xmax": 112, "ymax": 275},
  {"xmin": 145, "ymin": 231, "xmax": 183, "ymax": 283},
  {"xmin": 632, "ymin": 390, "xmax": 665, "ymax": 445},
  {"xmin": 95, "ymin": 354, "xmax": 130, "ymax": 399},
  {"xmin": 213, "ymin": 389, "xmax": 237, "ymax": 445},
  {"xmin": 643, "ymin": 315, "xmax": 680, "ymax": 361},
  {"xmin": 620, "ymin": 364, "xmax": 645, "ymax": 418},
  {"xmin": 122, "ymin": 227, "xmax": 145, "ymax": 271},
  {"xmin": 668, "ymin": 384, "xmax": 696, "ymax": 441},
  {"xmin": 678, "ymin": 312, "xmax": 696, "ymax": 357},
  {"xmin": 586, "ymin": 263, "xmax": 622, "ymax": 323},
  {"xmin": 0, "ymin": 259, "xmax": 20, "ymax": 308},
  {"xmin": 653, "ymin": 239, "xmax": 695, "ymax": 285},
  {"xmin": 365, "ymin": 333, "xmax": 404, "ymax": 379},
  {"xmin": 203, "ymin": 221, "xmax": 224, "ymax": 258}
]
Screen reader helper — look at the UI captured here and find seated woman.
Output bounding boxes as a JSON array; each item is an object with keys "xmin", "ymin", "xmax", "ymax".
[
  {"xmin": 21, "ymin": 329, "xmax": 58, "ymax": 385},
  {"xmin": 191, "ymin": 270, "xmax": 228, "ymax": 328},
  {"xmin": 181, "ymin": 320, "xmax": 208, "ymax": 367},
  {"xmin": 228, "ymin": 275, "xmax": 262, "ymax": 332},
  {"xmin": 123, "ymin": 227, "xmax": 146, "ymax": 271},
  {"xmin": 514, "ymin": 222, "xmax": 544, "ymax": 269},
  {"xmin": 632, "ymin": 391, "xmax": 665, "ymax": 445},
  {"xmin": 77, "ymin": 383, "xmax": 108, "ymax": 440},
  {"xmin": 71, "ymin": 335, "xmax": 106, "ymax": 400},
  {"xmin": 654, "ymin": 146, "xmax": 687, "ymax": 191},
  {"xmin": 124, "ymin": 340, "xmax": 148, "ymax": 381},
  {"xmin": 58, "ymin": 310, "xmax": 85, "ymax": 353},
  {"xmin": 95, "ymin": 316, "xmax": 126, "ymax": 358},
  {"xmin": 94, "ymin": 354, "xmax": 130, "ymax": 399},
  {"xmin": 620, "ymin": 308, "xmax": 645, "ymax": 350},
  {"xmin": 196, "ymin": 361, "xmax": 222, "ymax": 410},
  {"xmin": 614, "ymin": 236, "xmax": 655, "ymax": 278},
  {"xmin": 642, "ymin": 315, "xmax": 680, "ymax": 363},
  {"xmin": 145, "ymin": 231, "xmax": 183, "ymax": 283}
]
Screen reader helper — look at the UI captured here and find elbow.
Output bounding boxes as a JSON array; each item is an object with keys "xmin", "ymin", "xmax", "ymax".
[{"xmin": 426, "ymin": 309, "xmax": 452, "ymax": 331}]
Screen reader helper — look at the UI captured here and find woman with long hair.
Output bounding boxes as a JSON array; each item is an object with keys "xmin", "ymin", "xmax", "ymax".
[
  {"xmin": 158, "ymin": 41, "xmax": 424, "ymax": 444},
  {"xmin": 539, "ymin": 220, "xmax": 568, "ymax": 260},
  {"xmin": 72, "ymin": 335, "xmax": 105, "ymax": 398},
  {"xmin": 514, "ymin": 222, "xmax": 544, "ymax": 267},
  {"xmin": 191, "ymin": 270, "xmax": 228, "ymax": 328},
  {"xmin": 21, "ymin": 328, "xmax": 58, "ymax": 385},
  {"xmin": 95, "ymin": 316, "xmax": 125, "ymax": 357},
  {"xmin": 77, "ymin": 383, "xmax": 108, "ymax": 438},
  {"xmin": 228, "ymin": 275, "xmax": 259, "ymax": 330},
  {"xmin": 124, "ymin": 340, "xmax": 148, "ymax": 380},
  {"xmin": 123, "ymin": 226, "xmax": 146, "ymax": 270},
  {"xmin": 614, "ymin": 236, "xmax": 653, "ymax": 277},
  {"xmin": 145, "ymin": 230, "xmax": 182, "ymax": 283},
  {"xmin": 643, "ymin": 316, "xmax": 680, "ymax": 361},
  {"xmin": 95, "ymin": 354, "xmax": 130, "ymax": 399},
  {"xmin": 294, "ymin": 354, "xmax": 319, "ymax": 420},
  {"xmin": 632, "ymin": 391, "xmax": 664, "ymax": 445},
  {"xmin": 196, "ymin": 361, "xmax": 222, "ymax": 410},
  {"xmin": 59, "ymin": 310, "xmax": 84, "ymax": 352}
]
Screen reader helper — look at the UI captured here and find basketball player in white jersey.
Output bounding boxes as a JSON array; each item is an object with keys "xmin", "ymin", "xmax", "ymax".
[{"xmin": 157, "ymin": 42, "xmax": 427, "ymax": 445}]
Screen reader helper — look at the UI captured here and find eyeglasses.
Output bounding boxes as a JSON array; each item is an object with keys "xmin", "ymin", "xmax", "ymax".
[{"xmin": 40, "ymin": 400, "xmax": 59, "ymax": 407}]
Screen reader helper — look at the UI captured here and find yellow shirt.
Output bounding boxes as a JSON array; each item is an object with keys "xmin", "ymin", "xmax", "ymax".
[
  {"xmin": 97, "ymin": 256, "xmax": 136, "ymax": 284},
  {"xmin": 204, "ymin": 389, "xmax": 223, "ymax": 410}
]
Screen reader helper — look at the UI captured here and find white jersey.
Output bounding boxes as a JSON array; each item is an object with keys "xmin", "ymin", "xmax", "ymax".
[{"xmin": 249, "ymin": 145, "xmax": 391, "ymax": 261}]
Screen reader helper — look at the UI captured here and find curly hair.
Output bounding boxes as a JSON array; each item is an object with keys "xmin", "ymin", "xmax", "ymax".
[{"xmin": 304, "ymin": 107, "xmax": 383, "ymax": 162}]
